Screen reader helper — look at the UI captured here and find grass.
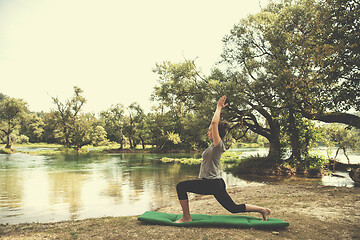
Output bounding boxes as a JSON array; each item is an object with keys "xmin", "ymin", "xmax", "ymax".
[
  {"xmin": 0, "ymin": 142, "xmax": 157, "ymax": 155},
  {"xmin": 235, "ymin": 155, "xmax": 275, "ymax": 168},
  {"xmin": 160, "ymin": 157, "xmax": 202, "ymax": 165},
  {"xmin": 12, "ymin": 143, "xmax": 63, "ymax": 148},
  {"xmin": 0, "ymin": 143, "xmax": 62, "ymax": 155},
  {"xmin": 233, "ymin": 142, "xmax": 265, "ymax": 148},
  {"xmin": 0, "ymin": 148, "xmax": 16, "ymax": 154},
  {"xmin": 160, "ymin": 151, "xmax": 242, "ymax": 166}
]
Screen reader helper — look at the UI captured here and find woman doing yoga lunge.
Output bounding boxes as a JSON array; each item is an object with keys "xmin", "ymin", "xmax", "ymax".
[{"xmin": 174, "ymin": 96, "xmax": 271, "ymax": 223}]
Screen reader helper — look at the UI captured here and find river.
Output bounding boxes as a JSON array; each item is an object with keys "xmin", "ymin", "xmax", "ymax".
[{"xmin": 0, "ymin": 147, "xmax": 358, "ymax": 224}]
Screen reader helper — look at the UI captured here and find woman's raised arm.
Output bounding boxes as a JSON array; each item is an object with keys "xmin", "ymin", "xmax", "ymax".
[{"xmin": 210, "ymin": 96, "xmax": 228, "ymax": 147}]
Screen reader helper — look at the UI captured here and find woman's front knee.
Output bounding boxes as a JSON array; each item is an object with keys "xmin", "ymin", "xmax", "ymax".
[
  {"xmin": 176, "ymin": 181, "xmax": 188, "ymax": 200},
  {"xmin": 176, "ymin": 181, "xmax": 184, "ymax": 191}
]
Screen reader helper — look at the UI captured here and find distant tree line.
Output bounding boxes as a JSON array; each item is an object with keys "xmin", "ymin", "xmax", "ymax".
[{"xmin": 0, "ymin": 87, "xmax": 211, "ymax": 154}]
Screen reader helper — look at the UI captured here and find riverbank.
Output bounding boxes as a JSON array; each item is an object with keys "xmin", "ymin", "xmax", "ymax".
[{"xmin": 0, "ymin": 182, "xmax": 359, "ymax": 240}]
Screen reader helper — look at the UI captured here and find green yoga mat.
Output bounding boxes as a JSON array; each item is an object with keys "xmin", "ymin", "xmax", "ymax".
[{"xmin": 138, "ymin": 211, "xmax": 289, "ymax": 228}]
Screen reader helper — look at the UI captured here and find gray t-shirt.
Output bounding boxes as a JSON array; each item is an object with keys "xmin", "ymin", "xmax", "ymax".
[{"xmin": 198, "ymin": 140, "xmax": 226, "ymax": 179}]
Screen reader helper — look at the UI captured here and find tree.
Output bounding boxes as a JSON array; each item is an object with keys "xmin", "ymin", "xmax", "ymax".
[
  {"xmin": 123, "ymin": 102, "xmax": 146, "ymax": 149},
  {"xmin": 152, "ymin": 61, "xmax": 212, "ymax": 150},
  {"xmin": 265, "ymin": 0, "xmax": 360, "ymax": 161},
  {"xmin": 322, "ymin": 124, "xmax": 360, "ymax": 164},
  {"xmin": 151, "ymin": 60, "xmax": 279, "ymax": 153},
  {"xmin": 221, "ymin": 0, "xmax": 359, "ymax": 163},
  {"xmin": 69, "ymin": 113, "xmax": 93, "ymax": 154},
  {"xmin": 219, "ymin": 6, "xmax": 289, "ymax": 159},
  {"xmin": 100, "ymin": 104, "xmax": 126, "ymax": 149},
  {"xmin": 145, "ymin": 105, "xmax": 179, "ymax": 150},
  {"xmin": 0, "ymin": 93, "xmax": 6, "ymax": 102},
  {"xmin": 214, "ymin": 70, "xmax": 283, "ymax": 159},
  {"xmin": 129, "ymin": 103, "xmax": 147, "ymax": 149},
  {"xmin": 152, "ymin": 61, "xmax": 201, "ymax": 114},
  {"xmin": 52, "ymin": 86, "xmax": 87, "ymax": 149},
  {"xmin": 0, "ymin": 97, "xmax": 28, "ymax": 149},
  {"xmin": 257, "ymin": 0, "xmax": 360, "ymax": 127},
  {"xmin": 317, "ymin": 0, "xmax": 360, "ymax": 112},
  {"xmin": 20, "ymin": 113, "xmax": 44, "ymax": 143},
  {"xmin": 91, "ymin": 125, "xmax": 109, "ymax": 147},
  {"xmin": 42, "ymin": 112, "xmax": 58, "ymax": 144}
]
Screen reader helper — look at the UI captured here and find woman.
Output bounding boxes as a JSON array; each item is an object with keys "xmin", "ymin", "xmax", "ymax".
[{"xmin": 175, "ymin": 96, "xmax": 271, "ymax": 223}]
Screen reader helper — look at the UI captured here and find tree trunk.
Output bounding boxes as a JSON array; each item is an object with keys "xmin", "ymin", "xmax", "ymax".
[
  {"xmin": 5, "ymin": 133, "xmax": 12, "ymax": 149},
  {"xmin": 335, "ymin": 147, "xmax": 340, "ymax": 159},
  {"xmin": 118, "ymin": 140, "xmax": 124, "ymax": 150},
  {"xmin": 139, "ymin": 134, "xmax": 145, "ymax": 149},
  {"xmin": 76, "ymin": 147, "xmax": 80, "ymax": 156},
  {"xmin": 289, "ymin": 108, "xmax": 301, "ymax": 162},
  {"xmin": 268, "ymin": 137, "xmax": 281, "ymax": 159},
  {"xmin": 129, "ymin": 136, "xmax": 133, "ymax": 149},
  {"xmin": 267, "ymin": 116, "xmax": 282, "ymax": 160},
  {"xmin": 132, "ymin": 137, "xmax": 137, "ymax": 149},
  {"xmin": 343, "ymin": 147, "xmax": 351, "ymax": 165}
]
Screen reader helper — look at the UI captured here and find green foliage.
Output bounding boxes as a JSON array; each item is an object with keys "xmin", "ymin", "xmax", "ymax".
[
  {"xmin": 0, "ymin": 147, "xmax": 16, "ymax": 154},
  {"xmin": 317, "ymin": 0, "xmax": 360, "ymax": 111},
  {"xmin": 221, "ymin": 0, "xmax": 359, "ymax": 166},
  {"xmin": 152, "ymin": 60, "xmax": 201, "ymax": 113},
  {"xmin": 220, "ymin": 151, "xmax": 242, "ymax": 164},
  {"xmin": 69, "ymin": 113, "xmax": 94, "ymax": 153},
  {"xmin": 160, "ymin": 151, "xmax": 242, "ymax": 166},
  {"xmin": 167, "ymin": 131, "xmax": 181, "ymax": 145},
  {"xmin": 18, "ymin": 135, "xmax": 29, "ymax": 144},
  {"xmin": 301, "ymin": 154, "xmax": 328, "ymax": 171},
  {"xmin": 235, "ymin": 155, "xmax": 277, "ymax": 169},
  {"xmin": 100, "ymin": 104, "xmax": 126, "ymax": 149},
  {"xmin": 20, "ymin": 113, "xmax": 44, "ymax": 143},
  {"xmin": 0, "ymin": 93, "xmax": 6, "ymax": 102},
  {"xmin": 320, "ymin": 123, "xmax": 360, "ymax": 163},
  {"xmin": 52, "ymin": 86, "xmax": 87, "ymax": 148},
  {"xmin": 321, "ymin": 124, "xmax": 360, "ymax": 150},
  {"xmin": 0, "ymin": 97, "xmax": 28, "ymax": 149},
  {"xmin": 123, "ymin": 102, "xmax": 146, "ymax": 149},
  {"xmin": 41, "ymin": 112, "xmax": 58, "ymax": 144},
  {"xmin": 151, "ymin": 60, "xmax": 211, "ymax": 151},
  {"xmin": 91, "ymin": 126, "xmax": 109, "ymax": 147},
  {"xmin": 160, "ymin": 157, "xmax": 202, "ymax": 165},
  {"xmin": 280, "ymin": 111, "xmax": 322, "ymax": 163},
  {"xmin": 51, "ymin": 86, "xmax": 96, "ymax": 154}
]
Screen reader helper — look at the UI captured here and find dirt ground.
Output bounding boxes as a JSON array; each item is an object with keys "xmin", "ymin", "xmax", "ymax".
[{"xmin": 0, "ymin": 181, "xmax": 359, "ymax": 240}]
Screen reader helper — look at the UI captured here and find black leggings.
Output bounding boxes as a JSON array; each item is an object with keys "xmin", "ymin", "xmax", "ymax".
[{"xmin": 176, "ymin": 178, "xmax": 246, "ymax": 213}]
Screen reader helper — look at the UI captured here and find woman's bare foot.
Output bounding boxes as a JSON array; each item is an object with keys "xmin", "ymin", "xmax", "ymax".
[
  {"xmin": 174, "ymin": 216, "xmax": 192, "ymax": 223},
  {"xmin": 261, "ymin": 208, "xmax": 271, "ymax": 221}
]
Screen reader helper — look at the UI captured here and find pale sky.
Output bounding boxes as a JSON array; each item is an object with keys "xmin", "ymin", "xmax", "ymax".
[{"xmin": 0, "ymin": 0, "xmax": 268, "ymax": 114}]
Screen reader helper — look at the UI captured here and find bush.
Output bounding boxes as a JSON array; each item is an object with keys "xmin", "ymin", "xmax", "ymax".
[
  {"xmin": 0, "ymin": 148, "xmax": 16, "ymax": 154},
  {"xmin": 302, "ymin": 154, "xmax": 328, "ymax": 171},
  {"xmin": 220, "ymin": 151, "xmax": 242, "ymax": 164},
  {"xmin": 160, "ymin": 157, "xmax": 202, "ymax": 165},
  {"xmin": 160, "ymin": 151, "xmax": 243, "ymax": 166},
  {"xmin": 235, "ymin": 154, "xmax": 277, "ymax": 169},
  {"xmin": 18, "ymin": 135, "xmax": 29, "ymax": 144}
]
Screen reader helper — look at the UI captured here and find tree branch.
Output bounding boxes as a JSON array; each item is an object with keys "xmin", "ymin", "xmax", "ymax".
[{"xmin": 302, "ymin": 111, "xmax": 360, "ymax": 129}]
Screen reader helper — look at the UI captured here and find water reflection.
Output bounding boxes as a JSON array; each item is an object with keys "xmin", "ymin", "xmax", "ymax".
[
  {"xmin": 322, "ymin": 171, "xmax": 355, "ymax": 188},
  {"xmin": 48, "ymin": 171, "xmax": 88, "ymax": 220},
  {"xmin": 0, "ymin": 170, "xmax": 23, "ymax": 216}
]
